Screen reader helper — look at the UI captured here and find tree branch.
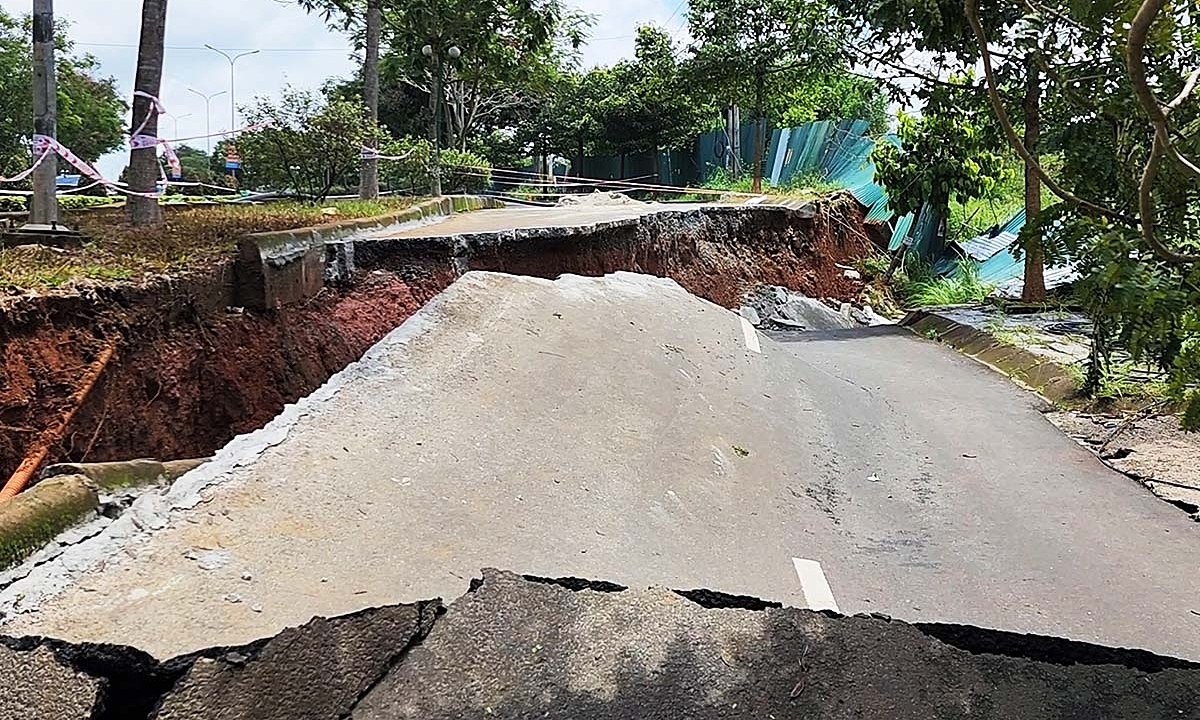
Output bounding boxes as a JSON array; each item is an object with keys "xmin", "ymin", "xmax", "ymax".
[
  {"xmin": 1127, "ymin": 0, "xmax": 1200, "ymax": 262},
  {"xmin": 963, "ymin": 0, "xmax": 1132, "ymax": 223}
]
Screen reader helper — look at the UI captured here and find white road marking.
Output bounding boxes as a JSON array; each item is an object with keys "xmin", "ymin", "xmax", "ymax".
[
  {"xmin": 740, "ymin": 317, "xmax": 762, "ymax": 354},
  {"xmin": 792, "ymin": 558, "xmax": 839, "ymax": 612}
]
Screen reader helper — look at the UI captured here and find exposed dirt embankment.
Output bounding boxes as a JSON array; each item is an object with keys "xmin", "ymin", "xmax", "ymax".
[
  {"xmin": 0, "ymin": 198, "xmax": 872, "ymax": 479},
  {"xmin": 0, "ymin": 266, "xmax": 453, "ymax": 480}
]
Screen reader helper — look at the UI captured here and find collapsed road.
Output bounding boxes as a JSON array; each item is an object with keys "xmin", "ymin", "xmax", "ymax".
[
  {"xmin": 5, "ymin": 570, "xmax": 1199, "ymax": 720},
  {"xmin": 2, "ymin": 266, "xmax": 1199, "ymax": 664}
]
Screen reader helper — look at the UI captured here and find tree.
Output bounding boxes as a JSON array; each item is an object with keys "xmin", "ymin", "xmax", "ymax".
[
  {"xmin": 835, "ymin": 0, "xmax": 1047, "ymax": 300},
  {"xmin": 378, "ymin": 0, "xmax": 582, "ymax": 152},
  {"xmin": 0, "ymin": 9, "xmax": 125, "ymax": 176},
  {"xmin": 295, "ymin": 0, "xmax": 384, "ymax": 198},
  {"xmin": 237, "ymin": 88, "xmax": 384, "ymax": 201},
  {"xmin": 687, "ymin": 0, "xmax": 847, "ymax": 192},
  {"xmin": 125, "ymin": 0, "xmax": 168, "ymax": 227},
  {"xmin": 854, "ymin": 0, "xmax": 1200, "ymax": 423},
  {"xmin": 622, "ymin": 28, "xmax": 713, "ymax": 178},
  {"xmin": 174, "ymin": 144, "xmax": 210, "ymax": 181}
]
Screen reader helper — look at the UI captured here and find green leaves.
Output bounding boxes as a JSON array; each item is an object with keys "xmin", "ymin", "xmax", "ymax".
[
  {"xmin": 872, "ymin": 81, "xmax": 1009, "ymax": 217},
  {"xmin": 239, "ymin": 88, "xmax": 386, "ymax": 201}
]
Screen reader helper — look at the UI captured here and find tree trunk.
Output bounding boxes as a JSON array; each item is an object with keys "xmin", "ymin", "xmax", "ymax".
[
  {"xmin": 1021, "ymin": 56, "xmax": 1046, "ymax": 302},
  {"xmin": 752, "ymin": 73, "xmax": 765, "ymax": 194},
  {"xmin": 359, "ymin": 0, "xmax": 381, "ymax": 199},
  {"xmin": 126, "ymin": 0, "xmax": 168, "ymax": 227}
]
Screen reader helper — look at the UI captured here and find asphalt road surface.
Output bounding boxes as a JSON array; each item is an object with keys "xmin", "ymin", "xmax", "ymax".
[{"xmin": 4, "ymin": 271, "xmax": 1199, "ymax": 660}]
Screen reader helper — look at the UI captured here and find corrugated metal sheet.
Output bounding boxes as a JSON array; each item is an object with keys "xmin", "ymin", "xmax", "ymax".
[
  {"xmin": 961, "ymin": 231, "xmax": 1019, "ymax": 262},
  {"xmin": 949, "ymin": 209, "xmax": 1077, "ymax": 296}
]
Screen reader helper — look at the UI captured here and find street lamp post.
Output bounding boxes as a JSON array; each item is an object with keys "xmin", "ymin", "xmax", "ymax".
[
  {"xmin": 204, "ymin": 45, "xmax": 260, "ymax": 135},
  {"xmin": 188, "ymin": 88, "xmax": 227, "ymax": 154},
  {"xmin": 164, "ymin": 112, "xmax": 192, "ymax": 141},
  {"xmin": 421, "ymin": 42, "xmax": 461, "ymax": 197}
]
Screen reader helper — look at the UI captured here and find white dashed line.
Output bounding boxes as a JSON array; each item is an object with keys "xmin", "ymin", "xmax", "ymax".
[
  {"xmin": 792, "ymin": 558, "xmax": 839, "ymax": 612},
  {"xmin": 740, "ymin": 316, "xmax": 761, "ymax": 354}
]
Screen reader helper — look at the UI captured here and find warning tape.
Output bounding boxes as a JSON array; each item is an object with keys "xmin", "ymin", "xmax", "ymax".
[{"xmin": 0, "ymin": 148, "xmax": 52, "ymax": 184}]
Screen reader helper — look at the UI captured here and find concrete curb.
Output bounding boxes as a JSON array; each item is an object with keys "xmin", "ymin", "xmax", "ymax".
[
  {"xmin": 236, "ymin": 196, "xmax": 504, "ymax": 311},
  {"xmin": 0, "ymin": 475, "xmax": 98, "ymax": 570},
  {"xmin": 901, "ymin": 309, "xmax": 1079, "ymax": 402}
]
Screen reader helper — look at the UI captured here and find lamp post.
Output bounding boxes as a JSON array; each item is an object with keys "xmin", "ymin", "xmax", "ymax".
[
  {"xmin": 164, "ymin": 112, "xmax": 191, "ymax": 141},
  {"xmin": 188, "ymin": 88, "xmax": 226, "ymax": 154},
  {"xmin": 204, "ymin": 45, "xmax": 260, "ymax": 135},
  {"xmin": 421, "ymin": 42, "xmax": 461, "ymax": 197}
]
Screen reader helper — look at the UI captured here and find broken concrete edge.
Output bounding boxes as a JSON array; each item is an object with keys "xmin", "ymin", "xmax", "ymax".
[
  {"xmin": 0, "ymin": 598, "xmax": 443, "ymax": 720},
  {"xmin": 900, "ymin": 309, "xmax": 1079, "ymax": 403},
  {"xmin": 237, "ymin": 196, "xmax": 504, "ymax": 311},
  {"xmin": 3, "ymin": 569, "xmax": 1197, "ymax": 720},
  {"xmin": 0, "ymin": 276, "xmax": 468, "ymax": 616},
  {"xmin": 0, "ymin": 476, "xmax": 98, "ymax": 570},
  {"xmin": 325, "ymin": 202, "xmax": 833, "ymax": 289}
]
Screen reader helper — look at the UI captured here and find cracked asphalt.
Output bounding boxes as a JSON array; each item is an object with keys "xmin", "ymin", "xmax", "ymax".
[{"xmin": 4, "ymin": 271, "xmax": 1200, "ymax": 661}]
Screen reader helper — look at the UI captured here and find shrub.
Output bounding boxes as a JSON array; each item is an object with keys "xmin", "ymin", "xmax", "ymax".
[
  {"xmin": 379, "ymin": 137, "xmax": 492, "ymax": 196},
  {"xmin": 0, "ymin": 196, "xmax": 26, "ymax": 213}
]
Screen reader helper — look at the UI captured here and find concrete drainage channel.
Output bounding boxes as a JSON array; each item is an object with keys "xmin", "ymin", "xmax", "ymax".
[{"xmin": 4, "ymin": 569, "xmax": 1198, "ymax": 719}]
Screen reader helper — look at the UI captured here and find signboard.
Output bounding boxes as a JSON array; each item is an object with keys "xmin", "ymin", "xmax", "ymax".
[{"xmin": 224, "ymin": 146, "xmax": 242, "ymax": 171}]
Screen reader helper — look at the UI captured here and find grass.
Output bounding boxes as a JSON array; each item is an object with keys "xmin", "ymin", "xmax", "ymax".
[
  {"xmin": 0, "ymin": 197, "xmax": 418, "ymax": 290},
  {"xmin": 897, "ymin": 258, "xmax": 994, "ymax": 307},
  {"xmin": 690, "ymin": 168, "xmax": 846, "ymax": 200}
]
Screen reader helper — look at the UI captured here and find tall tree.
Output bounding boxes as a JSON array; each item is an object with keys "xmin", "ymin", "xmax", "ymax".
[
  {"xmin": 835, "ymin": 0, "xmax": 1048, "ymax": 298},
  {"xmin": 360, "ymin": 0, "xmax": 382, "ymax": 198},
  {"xmin": 125, "ymin": 0, "xmax": 168, "ymax": 227},
  {"xmin": 295, "ymin": 0, "xmax": 383, "ymax": 198},
  {"xmin": 687, "ymin": 0, "xmax": 846, "ymax": 192}
]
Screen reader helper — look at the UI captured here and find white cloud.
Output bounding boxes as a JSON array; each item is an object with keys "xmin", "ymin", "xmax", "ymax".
[{"xmin": 0, "ymin": 0, "xmax": 678, "ymax": 177}]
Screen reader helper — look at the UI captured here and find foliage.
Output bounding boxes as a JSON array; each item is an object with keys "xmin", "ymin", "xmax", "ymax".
[
  {"xmin": 898, "ymin": 258, "xmax": 994, "ymax": 307},
  {"xmin": 774, "ymin": 68, "xmax": 889, "ymax": 133},
  {"xmin": 687, "ymin": 0, "xmax": 847, "ymax": 113},
  {"xmin": 872, "ymin": 81, "xmax": 1012, "ymax": 218},
  {"xmin": 377, "ymin": 136, "xmax": 491, "ymax": 194},
  {"xmin": 0, "ymin": 10, "xmax": 126, "ymax": 176},
  {"xmin": 238, "ymin": 88, "xmax": 385, "ymax": 201}
]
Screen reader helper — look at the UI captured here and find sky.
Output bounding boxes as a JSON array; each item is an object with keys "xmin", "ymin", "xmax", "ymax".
[{"xmin": 0, "ymin": 0, "xmax": 687, "ymax": 178}]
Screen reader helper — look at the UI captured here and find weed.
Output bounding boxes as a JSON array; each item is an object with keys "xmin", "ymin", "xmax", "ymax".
[
  {"xmin": 897, "ymin": 258, "xmax": 994, "ymax": 308},
  {"xmin": 732, "ymin": 445, "xmax": 750, "ymax": 457}
]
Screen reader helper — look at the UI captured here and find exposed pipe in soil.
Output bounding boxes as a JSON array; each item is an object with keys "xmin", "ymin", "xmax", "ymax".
[{"xmin": 0, "ymin": 343, "xmax": 117, "ymax": 501}]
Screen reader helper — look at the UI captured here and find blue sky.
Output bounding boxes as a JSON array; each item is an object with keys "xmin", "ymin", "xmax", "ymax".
[{"xmin": 0, "ymin": 0, "xmax": 686, "ymax": 178}]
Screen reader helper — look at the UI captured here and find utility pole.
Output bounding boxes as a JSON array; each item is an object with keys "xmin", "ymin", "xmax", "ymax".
[{"xmin": 29, "ymin": 0, "xmax": 58, "ymax": 226}]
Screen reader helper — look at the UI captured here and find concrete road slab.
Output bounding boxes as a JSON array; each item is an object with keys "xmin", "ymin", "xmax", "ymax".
[
  {"xmin": 381, "ymin": 203, "xmax": 708, "ymax": 238},
  {"xmin": 4, "ymin": 273, "xmax": 1200, "ymax": 664}
]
